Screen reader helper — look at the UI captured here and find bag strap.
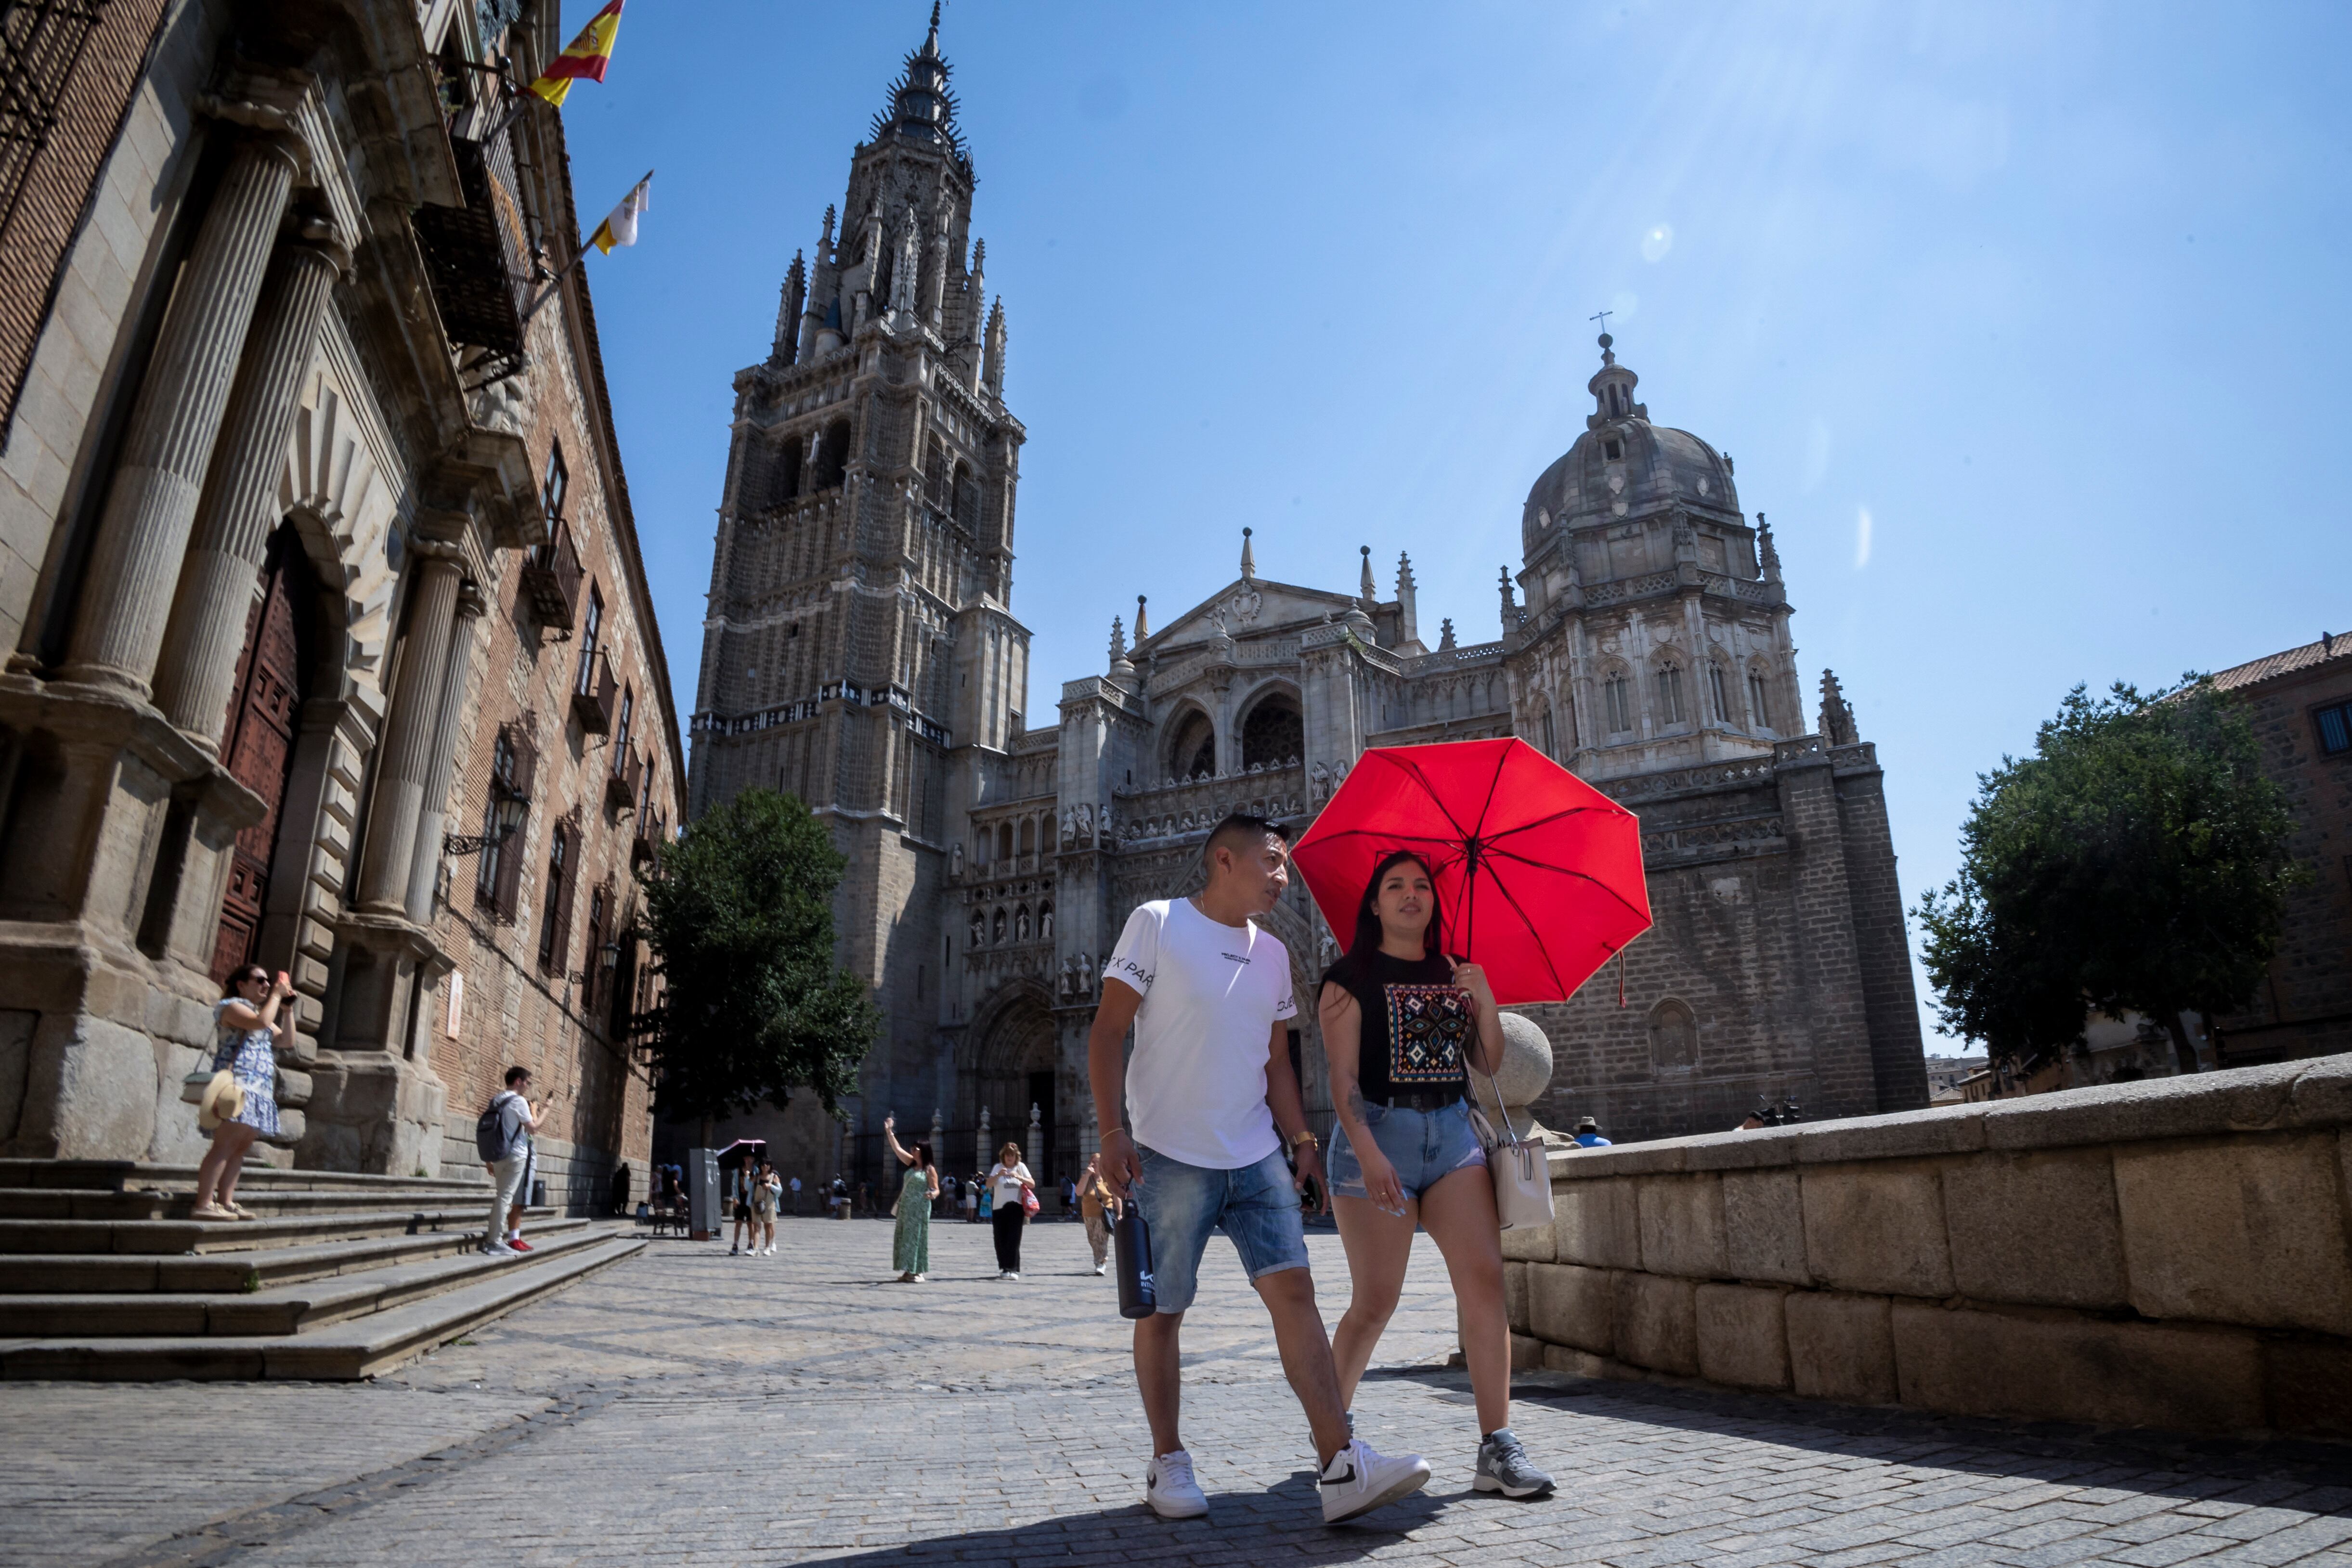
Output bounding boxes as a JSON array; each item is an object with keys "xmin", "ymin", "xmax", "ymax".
[{"xmin": 1471, "ymin": 1047, "xmax": 1521, "ymax": 1150}]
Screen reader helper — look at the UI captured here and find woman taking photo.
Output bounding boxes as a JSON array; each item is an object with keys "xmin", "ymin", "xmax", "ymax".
[
  {"xmin": 984, "ymin": 1140, "xmax": 1033, "ymax": 1280},
  {"xmin": 882, "ymin": 1116, "xmax": 938, "ymax": 1282},
  {"xmin": 1318, "ymin": 850, "xmax": 1555, "ymax": 1498},
  {"xmin": 192, "ymin": 965, "xmax": 292, "ymax": 1219}
]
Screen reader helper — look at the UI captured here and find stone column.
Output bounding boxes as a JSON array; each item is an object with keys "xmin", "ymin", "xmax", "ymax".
[
  {"xmin": 353, "ymin": 552, "xmax": 464, "ymax": 912},
  {"xmin": 153, "ymin": 229, "xmax": 348, "ymax": 745},
  {"xmin": 57, "ymin": 136, "xmax": 299, "ymax": 698},
  {"xmin": 403, "ymin": 583, "xmax": 485, "ymax": 921}
]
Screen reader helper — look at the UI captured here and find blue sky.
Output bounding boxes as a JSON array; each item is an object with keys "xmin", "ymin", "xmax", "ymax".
[{"xmin": 554, "ymin": 1, "xmax": 2351, "ymax": 1050}]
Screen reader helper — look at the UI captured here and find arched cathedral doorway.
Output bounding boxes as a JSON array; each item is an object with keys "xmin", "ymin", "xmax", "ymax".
[
  {"xmin": 210, "ymin": 521, "xmax": 317, "ymax": 985},
  {"xmin": 967, "ymin": 981, "xmax": 1059, "ymax": 1183}
]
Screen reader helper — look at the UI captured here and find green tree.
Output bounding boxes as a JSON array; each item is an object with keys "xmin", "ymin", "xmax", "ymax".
[
  {"xmin": 1914, "ymin": 677, "xmax": 2301, "ymax": 1078},
  {"xmin": 638, "ymin": 787, "xmax": 881, "ymax": 1128}
]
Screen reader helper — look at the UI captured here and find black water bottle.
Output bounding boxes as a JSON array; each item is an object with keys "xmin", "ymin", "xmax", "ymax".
[{"xmin": 1115, "ymin": 1203, "xmax": 1156, "ymax": 1320}]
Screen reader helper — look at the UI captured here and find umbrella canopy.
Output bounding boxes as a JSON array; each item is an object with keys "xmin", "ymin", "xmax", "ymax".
[{"xmin": 1290, "ymin": 738, "xmax": 1651, "ymax": 1006}]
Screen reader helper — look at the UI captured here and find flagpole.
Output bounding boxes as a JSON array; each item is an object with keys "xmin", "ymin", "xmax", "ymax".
[{"xmin": 518, "ymin": 168, "xmax": 652, "ymax": 327}]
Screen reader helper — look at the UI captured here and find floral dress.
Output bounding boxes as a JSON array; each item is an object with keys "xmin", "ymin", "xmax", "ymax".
[
  {"xmin": 892, "ymin": 1162, "xmax": 932, "ymax": 1275},
  {"xmin": 209, "ymin": 999, "xmax": 281, "ymax": 1138}
]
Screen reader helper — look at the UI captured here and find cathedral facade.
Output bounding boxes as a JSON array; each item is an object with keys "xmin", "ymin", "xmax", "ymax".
[{"xmin": 688, "ymin": 17, "xmax": 1928, "ymax": 1186}]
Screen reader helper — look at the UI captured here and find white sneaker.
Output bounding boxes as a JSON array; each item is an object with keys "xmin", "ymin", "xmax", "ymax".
[
  {"xmin": 1319, "ymin": 1438, "xmax": 1430, "ymax": 1524},
  {"xmin": 481, "ymin": 1243, "xmax": 518, "ymax": 1257},
  {"xmin": 1093, "ymin": 1262, "xmax": 1107, "ymax": 1276},
  {"xmin": 1007, "ymin": 1271, "xmax": 1021, "ymax": 1281},
  {"xmin": 1145, "ymin": 1448, "xmax": 1208, "ymax": 1519}
]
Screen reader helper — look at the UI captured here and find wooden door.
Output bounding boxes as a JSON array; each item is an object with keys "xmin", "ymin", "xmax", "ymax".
[{"xmin": 209, "ymin": 531, "xmax": 311, "ymax": 987}]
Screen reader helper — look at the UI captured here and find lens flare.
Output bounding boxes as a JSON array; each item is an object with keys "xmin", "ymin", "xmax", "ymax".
[
  {"xmin": 1640, "ymin": 224, "xmax": 1674, "ymax": 262},
  {"xmin": 1855, "ymin": 507, "xmax": 1874, "ymax": 570}
]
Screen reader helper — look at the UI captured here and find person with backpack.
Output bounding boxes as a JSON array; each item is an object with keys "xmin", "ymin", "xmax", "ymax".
[{"xmin": 477, "ymin": 1066, "xmax": 542, "ymax": 1257}]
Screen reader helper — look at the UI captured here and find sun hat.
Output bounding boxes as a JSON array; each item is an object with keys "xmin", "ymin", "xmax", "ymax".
[{"xmin": 196, "ymin": 1070, "xmax": 245, "ymax": 1132}]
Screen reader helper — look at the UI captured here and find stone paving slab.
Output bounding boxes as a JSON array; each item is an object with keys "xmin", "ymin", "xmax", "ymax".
[{"xmin": 2, "ymin": 1214, "xmax": 2345, "ymax": 1568}]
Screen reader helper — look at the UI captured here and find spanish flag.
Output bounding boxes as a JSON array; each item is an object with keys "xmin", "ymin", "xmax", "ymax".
[
  {"xmin": 589, "ymin": 173, "xmax": 650, "ymax": 254},
  {"xmin": 528, "ymin": 0, "xmax": 624, "ymax": 107}
]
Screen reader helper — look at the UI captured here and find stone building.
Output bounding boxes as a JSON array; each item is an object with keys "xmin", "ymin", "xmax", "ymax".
[
  {"xmin": 2208, "ymin": 631, "xmax": 2352, "ymax": 1064},
  {"xmin": 687, "ymin": 16, "xmax": 1928, "ymax": 1185},
  {"xmin": 0, "ymin": 0, "xmax": 681, "ymax": 1197}
]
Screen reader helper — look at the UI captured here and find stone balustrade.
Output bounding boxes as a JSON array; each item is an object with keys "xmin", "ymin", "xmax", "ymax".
[{"xmin": 1504, "ymin": 1057, "xmax": 2352, "ymax": 1437}]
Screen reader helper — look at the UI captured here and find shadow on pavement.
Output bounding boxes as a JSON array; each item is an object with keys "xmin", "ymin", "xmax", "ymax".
[
  {"xmin": 1364, "ymin": 1364, "xmax": 2351, "ymax": 1504},
  {"xmin": 784, "ymin": 1471, "xmax": 1466, "ymax": 1566}
]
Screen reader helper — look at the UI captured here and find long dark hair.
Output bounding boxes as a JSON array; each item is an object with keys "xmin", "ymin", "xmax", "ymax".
[
  {"xmin": 1320, "ymin": 849, "xmax": 1445, "ymax": 999},
  {"xmin": 913, "ymin": 1141, "xmax": 934, "ymax": 1170}
]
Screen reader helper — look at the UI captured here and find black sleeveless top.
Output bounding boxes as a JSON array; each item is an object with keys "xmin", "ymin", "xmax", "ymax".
[{"xmin": 1324, "ymin": 951, "xmax": 1474, "ymax": 1103}]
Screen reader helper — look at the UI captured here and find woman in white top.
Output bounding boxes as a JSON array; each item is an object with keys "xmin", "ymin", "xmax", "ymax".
[{"xmin": 986, "ymin": 1140, "xmax": 1034, "ymax": 1279}]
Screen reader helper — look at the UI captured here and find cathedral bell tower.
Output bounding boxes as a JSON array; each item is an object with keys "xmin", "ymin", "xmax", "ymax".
[{"xmin": 688, "ymin": 5, "xmax": 1028, "ymax": 1150}]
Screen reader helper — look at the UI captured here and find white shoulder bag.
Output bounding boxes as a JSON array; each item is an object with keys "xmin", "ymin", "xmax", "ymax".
[{"xmin": 1467, "ymin": 1063, "xmax": 1555, "ymax": 1231}]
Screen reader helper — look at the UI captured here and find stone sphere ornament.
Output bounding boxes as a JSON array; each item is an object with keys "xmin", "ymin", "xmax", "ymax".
[{"xmin": 1491, "ymin": 1011, "xmax": 1555, "ymax": 1112}]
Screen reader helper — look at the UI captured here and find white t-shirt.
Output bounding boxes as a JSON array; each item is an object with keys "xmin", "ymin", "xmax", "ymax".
[
  {"xmin": 989, "ymin": 1161, "xmax": 1033, "ymax": 1205},
  {"xmin": 1103, "ymin": 897, "xmax": 1296, "ymax": 1170}
]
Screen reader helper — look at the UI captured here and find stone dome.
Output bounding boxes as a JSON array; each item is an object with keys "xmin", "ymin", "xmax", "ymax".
[{"xmin": 1520, "ymin": 335, "xmax": 1742, "ymax": 557}]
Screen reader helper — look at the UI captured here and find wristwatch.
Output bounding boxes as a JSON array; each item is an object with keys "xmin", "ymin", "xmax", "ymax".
[{"xmin": 1288, "ymin": 1128, "xmax": 1320, "ymax": 1152}]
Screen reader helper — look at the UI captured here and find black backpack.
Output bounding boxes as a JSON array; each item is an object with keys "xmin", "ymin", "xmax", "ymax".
[{"xmin": 475, "ymin": 1096, "xmax": 519, "ymax": 1162}]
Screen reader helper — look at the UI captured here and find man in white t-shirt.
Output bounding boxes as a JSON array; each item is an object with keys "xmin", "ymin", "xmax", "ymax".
[{"xmin": 1089, "ymin": 814, "xmax": 1429, "ymax": 1526}]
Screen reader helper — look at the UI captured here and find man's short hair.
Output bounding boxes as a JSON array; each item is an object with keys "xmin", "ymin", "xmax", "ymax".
[
  {"xmin": 1204, "ymin": 812, "xmax": 1289, "ymax": 867},
  {"xmin": 504, "ymin": 1064, "xmax": 530, "ymax": 1086}
]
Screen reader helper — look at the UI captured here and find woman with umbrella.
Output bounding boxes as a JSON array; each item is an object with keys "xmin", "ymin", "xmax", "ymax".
[
  {"xmin": 1315, "ymin": 850, "xmax": 1556, "ymax": 1499},
  {"xmin": 1295, "ymin": 738, "xmax": 1651, "ymax": 1501}
]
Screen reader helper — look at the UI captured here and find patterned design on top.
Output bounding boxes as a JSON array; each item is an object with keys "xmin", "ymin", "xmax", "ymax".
[{"xmin": 1384, "ymin": 983, "xmax": 1473, "ymax": 1084}]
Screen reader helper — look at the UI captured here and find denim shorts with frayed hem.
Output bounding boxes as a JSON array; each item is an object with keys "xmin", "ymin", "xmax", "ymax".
[
  {"xmin": 1131, "ymin": 1143, "xmax": 1310, "ymax": 1315},
  {"xmin": 1325, "ymin": 1098, "xmax": 1487, "ymax": 1204}
]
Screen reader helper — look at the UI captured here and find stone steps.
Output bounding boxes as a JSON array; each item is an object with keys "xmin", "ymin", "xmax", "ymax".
[
  {"xmin": 0, "ymin": 1160, "xmax": 640, "ymax": 1380},
  {"xmin": 0, "ymin": 1232, "xmax": 643, "ymax": 1381},
  {"xmin": 0, "ymin": 1221, "xmax": 618, "ymax": 1335},
  {"xmin": 0, "ymin": 1184, "xmax": 491, "ymax": 1221},
  {"xmin": 0, "ymin": 1202, "xmax": 551, "ymax": 1256},
  {"xmin": 0, "ymin": 1214, "xmax": 597, "ymax": 1294},
  {"xmin": 0, "ymin": 1160, "xmax": 487, "ymax": 1194}
]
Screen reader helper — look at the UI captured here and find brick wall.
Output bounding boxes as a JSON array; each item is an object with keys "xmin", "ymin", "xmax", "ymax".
[{"xmin": 2211, "ymin": 652, "xmax": 2352, "ymax": 1061}]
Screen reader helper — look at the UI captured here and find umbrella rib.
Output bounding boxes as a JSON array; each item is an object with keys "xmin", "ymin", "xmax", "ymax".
[
  {"xmin": 1478, "ymin": 864, "xmax": 1572, "ymax": 999},
  {"xmin": 1482, "ymin": 843, "xmax": 1653, "ymax": 923},
  {"xmin": 1364, "ymin": 751, "xmax": 1477, "ymax": 841},
  {"xmin": 1482, "ymin": 803, "xmax": 1615, "ymax": 842},
  {"xmin": 1469, "ymin": 743, "xmax": 1511, "ymax": 843}
]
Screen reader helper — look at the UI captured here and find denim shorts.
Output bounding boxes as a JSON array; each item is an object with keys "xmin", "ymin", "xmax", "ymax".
[
  {"xmin": 1325, "ymin": 1098, "xmax": 1488, "ymax": 1203},
  {"xmin": 1131, "ymin": 1143, "xmax": 1311, "ymax": 1315}
]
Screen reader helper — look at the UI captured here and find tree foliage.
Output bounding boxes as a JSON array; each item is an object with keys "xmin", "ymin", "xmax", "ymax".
[
  {"xmin": 637, "ymin": 787, "xmax": 881, "ymax": 1122},
  {"xmin": 1914, "ymin": 678, "xmax": 2301, "ymax": 1076}
]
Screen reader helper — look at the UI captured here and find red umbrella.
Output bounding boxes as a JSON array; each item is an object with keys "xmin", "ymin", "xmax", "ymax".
[{"xmin": 1290, "ymin": 738, "xmax": 1651, "ymax": 1006}]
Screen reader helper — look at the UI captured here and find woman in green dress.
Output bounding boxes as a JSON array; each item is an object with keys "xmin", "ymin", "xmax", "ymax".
[{"xmin": 881, "ymin": 1115, "xmax": 939, "ymax": 1282}]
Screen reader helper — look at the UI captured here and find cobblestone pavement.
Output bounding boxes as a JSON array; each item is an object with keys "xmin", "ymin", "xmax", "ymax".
[{"xmin": 6, "ymin": 1213, "xmax": 2349, "ymax": 1568}]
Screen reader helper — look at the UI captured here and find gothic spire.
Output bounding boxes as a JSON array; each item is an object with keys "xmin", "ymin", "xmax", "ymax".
[
  {"xmin": 1108, "ymin": 614, "xmax": 1126, "ymax": 664},
  {"xmin": 1358, "ymin": 544, "xmax": 1377, "ymax": 604},
  {"xmin": 982, "ymin": 296, "xmax": 1007, "ymax": 395},
  {"xmin": 1819, "ymin": 670, "xmax": 1858, "ymax": 745},
  {"xmin": 772, "ymin": 249, "xmax": 806, "ymax": 364},
  {"xmin": 871, "ymin": 1, "xmax": 967, "ymax": 166},
  {"xmin": 1134, "ymin": 594, "xmax": 1149, "ymax": 641},
  {"xmin": 1757, "ymin": 513, "xmax": 1781, "ymax": 582},
  {"xmin": 1241, "ymin": 527, "xmax": 1256, "ymax": 582}
]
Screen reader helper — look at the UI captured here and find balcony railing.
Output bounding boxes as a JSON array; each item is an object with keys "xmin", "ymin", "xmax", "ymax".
[
  {"xmin": 605, "ymin": 743, "xmax": 642, "ymax": 812},
  {"xmin": 519, "ymin": 518, "xmax": 581, "ymax": 632},
  {"xmin": 572, "ymin": 650, "xmax": 617, "ymax": 734},
  {"xmin": 632, "ymin": 807, "xmax": 665, "ymax": 870},
  {"xmin": 412, "ymin": 83, "xmax": 536, "ymax": 382}
]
